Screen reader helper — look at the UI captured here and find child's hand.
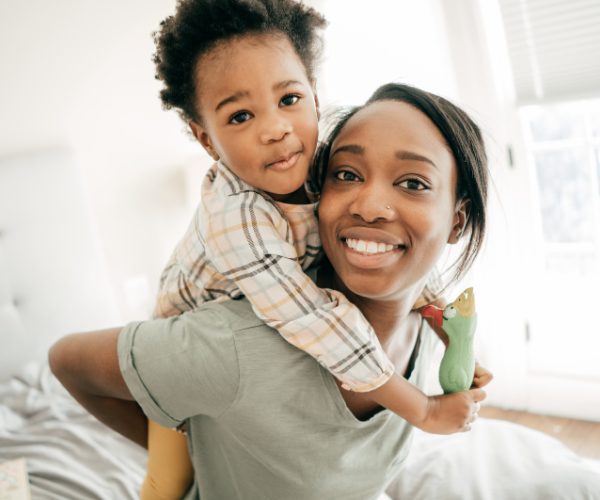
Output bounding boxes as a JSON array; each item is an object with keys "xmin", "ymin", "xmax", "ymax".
[
  {"xmin": 418, "ymin": 388, "xmax": 486, "ymax": 435},
  {"xmin": 472, "ymin": 362, "xmax": 493, "ymax": 388}
]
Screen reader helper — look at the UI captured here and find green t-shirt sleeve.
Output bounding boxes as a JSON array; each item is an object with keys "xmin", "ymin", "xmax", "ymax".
[{"xmin": 117, "ymin": 307, "xmax": 240, "ymax": 428}]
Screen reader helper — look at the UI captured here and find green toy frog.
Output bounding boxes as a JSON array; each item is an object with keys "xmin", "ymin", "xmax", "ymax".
[{"xmin": 421, "ymin": 287, "xmax": 477, "ymax": 394}]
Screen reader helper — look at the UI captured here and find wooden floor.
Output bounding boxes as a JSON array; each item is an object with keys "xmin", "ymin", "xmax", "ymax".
[{"xmin": 480, "ymin": 406, "xmax": 600, "ymax": 460}]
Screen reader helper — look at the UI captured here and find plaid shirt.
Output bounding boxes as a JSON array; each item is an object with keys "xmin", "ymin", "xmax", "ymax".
[{"xmin": 154, "ymin": 161, "xmax": 394, "ymax": 392}]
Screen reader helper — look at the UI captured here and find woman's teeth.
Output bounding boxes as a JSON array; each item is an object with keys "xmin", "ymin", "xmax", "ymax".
[{"xmin": 345, "ymin": 238, "xmax": 396, "ymax": 254}]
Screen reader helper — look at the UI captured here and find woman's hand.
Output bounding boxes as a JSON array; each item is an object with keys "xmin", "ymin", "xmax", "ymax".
[
  {"xmin": 418, "ymin": 388, "xmax": 486, "ymax": 434},
  {"xmin": 472, "ymin": 362, "xmax": 493, "ymax": 388}
]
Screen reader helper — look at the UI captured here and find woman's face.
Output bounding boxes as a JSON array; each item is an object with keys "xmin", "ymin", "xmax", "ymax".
[{"xmin": 318, "ymin": 100, "xmax": 465, "ymax": 302}]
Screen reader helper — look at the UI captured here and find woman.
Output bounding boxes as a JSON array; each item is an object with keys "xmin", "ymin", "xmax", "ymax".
[{"xmin": 49, "ymin": 83, "xmax": 490, "ymax": 500}]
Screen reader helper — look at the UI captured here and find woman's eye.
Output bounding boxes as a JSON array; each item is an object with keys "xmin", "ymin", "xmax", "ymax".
[
  {"xmin": 333, "ymin": 170, "xmax": 361, "ymax": 182},
  {"xmin": 280, "ymin": 94, "xmax": 300, "ymax": 107},
  {"xmin": 229, "ymin": 111, "xmax": 252, "ymax": 124},
  {"xmin": 398, "ymin": 178, "xmax": 429, "ymax": 191}
]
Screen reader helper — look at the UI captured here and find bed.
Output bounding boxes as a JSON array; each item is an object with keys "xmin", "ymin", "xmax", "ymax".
[
  {"xmin": 1, "ymin": 149, "xmax": 599, "ymax": 499},
  {"xmin": 0, "ymin": 149, "xmax": 146, "ymax": 498}
]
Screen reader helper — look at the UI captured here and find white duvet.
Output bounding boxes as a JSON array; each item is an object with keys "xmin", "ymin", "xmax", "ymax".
[
  {"xmin": 387, "ymin": 417, "xmax": 600, "ymax": 500},
  {"xmin": 1, "ymin": 363, "xmax": 599, "ymax": 499},
  {"xmin": 0, "ymin": 363, "xmax": 145, "ymax": 499}
]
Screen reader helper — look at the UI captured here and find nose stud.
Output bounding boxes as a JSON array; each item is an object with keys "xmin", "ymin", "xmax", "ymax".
[{"xmin": 385, "ymin": 205, "xmax": 391, "ymax": 210}]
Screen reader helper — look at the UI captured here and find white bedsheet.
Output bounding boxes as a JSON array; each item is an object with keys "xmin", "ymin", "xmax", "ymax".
[
  {"xmin": 0, "ymin": 363, "xmax": 145, "ymax": 499},
  {"xmin": 2, "ymin": 363, "xmax": 599, "ymax": 499}
]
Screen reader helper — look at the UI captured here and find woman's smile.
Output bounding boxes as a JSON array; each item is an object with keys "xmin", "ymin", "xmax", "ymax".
[
  {"xmin": 342, "ymin": 238, "xmax": 406, "ymax": 269},
  {"xmin": 339, "ymin": 226, "xmax": 407, "ymax": 269},
  {"xmin": 345, "ymin": 238, "xmax": 398, "ymax": 254}
]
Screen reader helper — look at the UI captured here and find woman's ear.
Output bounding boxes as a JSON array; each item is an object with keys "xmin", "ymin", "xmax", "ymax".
[
  {"xmin": 189, "ymin": 120, "xmax": 220, "ymax": 161},
  {"xmin": 448, "ymin": 198, "xmax": 470, "ymax": 244}
]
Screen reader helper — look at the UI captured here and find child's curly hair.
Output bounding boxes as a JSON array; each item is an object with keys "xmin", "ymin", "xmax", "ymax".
[{"xmin": 153, "ymin": 0, "xmax": 326, "ymax": 124}]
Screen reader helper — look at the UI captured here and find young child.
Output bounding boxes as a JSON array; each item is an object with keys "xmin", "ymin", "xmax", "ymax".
[{"xmin": 142, "ymin": 0, "xmax": 484, "ymax": 498}]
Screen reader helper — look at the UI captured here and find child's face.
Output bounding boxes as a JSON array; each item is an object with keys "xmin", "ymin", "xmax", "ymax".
[{"xmin": 190, "ymin": 34, "xmax": 319, "ymax": 200}]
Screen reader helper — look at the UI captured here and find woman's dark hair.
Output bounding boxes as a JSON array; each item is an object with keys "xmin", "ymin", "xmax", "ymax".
[
  {"xmin": 153, "ymin": 0, "xmax": 326, "ymax": 123},
  {"xmin": 313, "ymin": 83, "xmax": 489, "ymax": 291}
]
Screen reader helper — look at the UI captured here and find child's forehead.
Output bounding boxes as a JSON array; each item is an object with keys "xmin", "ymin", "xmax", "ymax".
[
  {"xmin": 198, "ymin": 32, "xmax": 302, "ymax": 72},
  {"xmin": 193, "ymin": 33, "xmax": 312, "ymax": 107}
]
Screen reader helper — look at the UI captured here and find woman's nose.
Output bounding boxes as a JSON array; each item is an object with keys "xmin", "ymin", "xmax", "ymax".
[
  {"xmin": 349, "ymin": 185, "xmax": 396, "ymax": 223},
  {"xmin": 259, "ymin": 112, "xmax": 293, "ymax": 144}
]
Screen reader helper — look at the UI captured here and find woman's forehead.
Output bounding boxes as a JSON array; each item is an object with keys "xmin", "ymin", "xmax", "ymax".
[{"xmin": 331, "ymin": 100, "xmax": 451, "ymax": 161}]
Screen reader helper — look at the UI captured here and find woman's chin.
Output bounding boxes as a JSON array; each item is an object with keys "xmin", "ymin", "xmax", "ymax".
[
  {"xmin": 341, "ymin": 276, "xmax": 397, "ymax": 301},
  {"xmin": 336, "ymin": 267, "xmax": 426, "ymax": 304}
]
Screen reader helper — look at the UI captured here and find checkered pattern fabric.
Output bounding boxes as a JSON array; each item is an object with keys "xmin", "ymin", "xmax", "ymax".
[{"xmin": 154, "ymin": 161, "xmax": 394, "ymax": 392}]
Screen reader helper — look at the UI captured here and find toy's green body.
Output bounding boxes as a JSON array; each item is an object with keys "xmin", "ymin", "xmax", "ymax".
[{"xmin": 422, "ymin": 288, "xmax": 477, "ymax": 394}]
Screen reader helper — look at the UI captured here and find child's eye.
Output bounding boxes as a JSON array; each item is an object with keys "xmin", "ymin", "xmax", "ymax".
[
  {"xmin": 397, "ymin": 178, "xmax": 429, "ymax": 191},
  {"xmin": 333, "ymin": 170, "xmax": 361, "ymax": 182},
  {"xmin": 229, "ymin": 111, "xmax": 252, "ymax": 124},
  {"xmin": 280, "ymin": 94, "xmax": 300, "ymax": 107}
]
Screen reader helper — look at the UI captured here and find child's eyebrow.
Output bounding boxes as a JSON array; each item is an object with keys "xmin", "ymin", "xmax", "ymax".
[
  {"xmin": 215, "ymin": 91, "xmax": 249, "ymax": 112},
  {"xmin": 273, "ymin": 79, "xmax": 304, "ymax": 90},
  {"xmin": 215, "ymin": 80, "xmax": 305, "ymax": 112}
]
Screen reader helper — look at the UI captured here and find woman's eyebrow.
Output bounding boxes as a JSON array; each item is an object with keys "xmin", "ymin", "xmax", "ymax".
[
  {"xmin": 330, "ymin": 146, "xmax": 437, "ymax": 169},
  {"xmin": 396, "ymin": 150, "xmax": 437, "ymax": 168},
  {"xmin": 330, "ymin": 144, "xmax": 364, "ymax": 157}
]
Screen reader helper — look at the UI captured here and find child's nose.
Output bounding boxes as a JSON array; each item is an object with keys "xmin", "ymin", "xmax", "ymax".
[{"xmin": 259, "ymin": 113, "xmax": 293, "ymax": 144}]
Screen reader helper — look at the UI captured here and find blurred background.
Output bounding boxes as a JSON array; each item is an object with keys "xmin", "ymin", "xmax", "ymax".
[{"xmin": 1, "ymin": 0, "xmax": 599, "ymax": 420}]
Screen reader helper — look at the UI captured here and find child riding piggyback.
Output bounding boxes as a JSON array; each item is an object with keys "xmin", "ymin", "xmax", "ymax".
[{"xmin": 143, "ymin": 0, "xmax": 483, "ymax": 498}]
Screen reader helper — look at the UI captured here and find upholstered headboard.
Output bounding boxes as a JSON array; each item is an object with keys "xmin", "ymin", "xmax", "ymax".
[{"xmin": 0, "ymin": 149, "xmax": 120, "ymax": 382}]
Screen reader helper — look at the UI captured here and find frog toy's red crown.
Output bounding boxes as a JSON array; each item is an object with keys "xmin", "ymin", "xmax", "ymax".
[{"xmin": 420, "ymin": 304, "xmax": 443, "ymax": 328}]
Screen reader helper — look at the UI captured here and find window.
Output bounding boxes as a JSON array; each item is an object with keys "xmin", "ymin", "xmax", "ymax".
[
  {"xmin": 448, "ymin": 0, "xmax": 600, "ymax": 416},
  {"xmin": 520, "ymin": 99, "xmax": 600, "ymax": 378},
  {"xmin": 522, "ymin": 100, "xmax": 600, "ymax": 272}
]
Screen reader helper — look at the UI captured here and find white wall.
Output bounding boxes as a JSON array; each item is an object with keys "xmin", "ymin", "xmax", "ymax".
[
  {"xmin": 317, "ymin": 0, "xmax": 458, "ymax": 108},
  {"xmin": 0, "ymin": 0, "xmax": 211, "ymax": 320}
]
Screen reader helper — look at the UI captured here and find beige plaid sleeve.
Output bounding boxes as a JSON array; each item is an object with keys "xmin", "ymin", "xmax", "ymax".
[
  {"xmin": 153, "ymin": 208, "xmax": 207, "ymax": 318},
  {"xmin": 203, "ymin": 188, "xmax": 394, "ymax": 392}
]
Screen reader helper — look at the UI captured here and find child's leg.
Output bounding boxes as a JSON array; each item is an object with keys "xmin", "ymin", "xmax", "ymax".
[{"xmin": 140, "ymin": 419, "xmax": 194, "ymax": 500}]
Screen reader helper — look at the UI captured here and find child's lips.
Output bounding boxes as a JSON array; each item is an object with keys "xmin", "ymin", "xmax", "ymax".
[{"xmin": 266, "ymin": 151, "xmax": 301, "ymax": 171}]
